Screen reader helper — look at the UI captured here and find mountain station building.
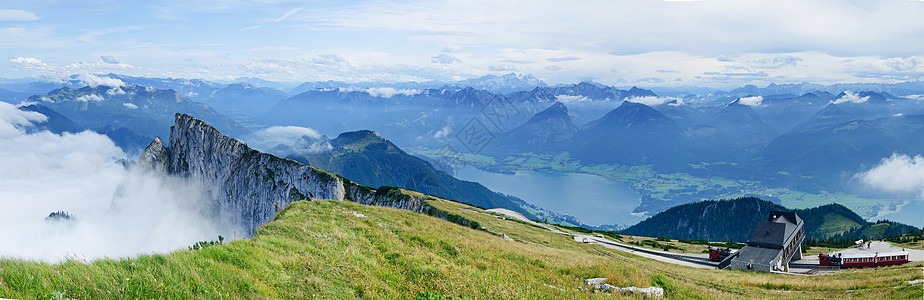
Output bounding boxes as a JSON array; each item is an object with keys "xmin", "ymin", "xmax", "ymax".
[{"xmin": 727, "ymin": 211, "xmax": 805, "ymax": 272}]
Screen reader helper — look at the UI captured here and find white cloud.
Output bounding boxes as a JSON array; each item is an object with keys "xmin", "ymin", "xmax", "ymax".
[
  {"xmin": 433, "ymin": 124, "xmax": 452, "ymax": 139},
  {"xmin": 6, "ymin": 3, "xmax": 924, "ymax": 88},
  {"xmin": 737, "ymin": 96, "xmax": 763, "ymax": 106},
  {"xmin": 857, "ymin": 153, "xmax": 924, "ymax": 198},
  {"xmin": 77, "ymin": 73, "xmax": 126, "ymax": 88},
  {"xmin": 106, "ymin": 87, "xmax": 127, "ymax": 95},
  {"xmin": 0, "ymin": 102, "xmax": 47, "ymax": 137},
  {"xmin": 626, "ymin": 96, "xmax": 683, "ymax": 106},
  {"xmin": 339, "ymin": 87, "xmax": 421, "ymax": 98},
  {"xmin": 246, "ymin": 126, "xmax": 332, "ymax": 156},
  {"xmin": 883, "ymin": 56, "xmax": 920, "ymax": 72},
  {"xmin": 555, "ymin": 95, "xmax": 590, "ymax": 103},
  {"xmin": 369, "ymin": 87, "xmax": 421, "ymax": 98},
  {"xmin": 75, "ymin": 94, "xmax": 105, "ymax": 102},
  {"xmin": 240, "ymin": 25, "xmax": 261, "ymax": 31},
  {"xmin": 0, "ymin": 9, "xmax": 38, "ymax": 21},
  {"xmin": 123, "ymin": 103, "xmax": 138, "ymax": 109},
  {"xmin": 750, "ymin": 55, "xmax": 802, "ymax": 69},
  {"xmin": 9, "ymin": 57, "xmax": 138, "ymax": 82},
  {"xmin": 0, "ymin": 102, "xmax": 239, "ymax": 261},
  {"xmin": 100, "ymin": 55, "xmax": 120, "ymax": 64},
  {"xmin": 313, "ymin": 1, "xmax": 924, "ymax": 58},
  {"xmin": 261, "ymin": 126, "xmax": 322, "ymax": 139},
  {"xmin": 431, "ymin": 53, "xmax": 462, "ymax": 65},
  {"xmin": 10, "ymin": 57, "xmax": 48, "ymax": 70},
  {"xmin": 275, "ymin": 7, "xmax": 305, "ymax": 22},
  {"xmin": 547, "ymin": 56, "xmax": 581, "ymax": 62},
  {"xmin": 832, "ymin": 91, "xmax": 870, "ymax": 104}
]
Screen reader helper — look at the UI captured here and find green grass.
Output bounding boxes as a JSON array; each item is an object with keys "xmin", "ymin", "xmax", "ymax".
[
  {"xmin": 813, "ymin": 213, "xmax": 864, "ymax": 237},
  {"xmin": 2, "ymin": 199, "xmax": 922, "ymax": 299}
]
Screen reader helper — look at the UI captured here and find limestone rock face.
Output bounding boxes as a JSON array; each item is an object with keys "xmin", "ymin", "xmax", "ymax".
[
  {"xmin": 140, "ymin": 137, "xmax": 169, "ymax": 171},
  {"xmin": 142, "ymin": 114, "xmax": 446, "ymax": 236}
]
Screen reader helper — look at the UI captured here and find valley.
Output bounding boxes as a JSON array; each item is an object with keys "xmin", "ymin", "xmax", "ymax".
[{"xmin": 410, "ymin": 148, "xmax": 901, "ymax": 226}]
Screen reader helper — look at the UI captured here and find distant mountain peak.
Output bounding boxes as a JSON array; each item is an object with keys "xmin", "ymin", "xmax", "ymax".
[
  {"xmin": 715, "ymin": 102, "xmax": 762, "ymax": 120},
  {"xmin": 709, "ymin": 102, "xmax": 778, "ymax": 143},
  {"xmin": 617, "ymin": 99, "xmax": 653, "ymax": 110},
  {"xmin": 228, "ymin": 82, "xmax": 255, "ymax": 89},
  {"xmin": 815, "ymin": 103, "xmax": 851, "ymax": 119},
  {"xmin": 626, "ymin": 86, "xmax": 658, "ymax": 97},
  {"xmin": 792, "ymin": 103, "xmax": 855, "ymax": 130},
  {"xmin": 448, "ymin": 87, "xmax": 501, "ymax": 107},
  {"xmin": 627, "ymin": 86, "xmax": 645, "ymax": 93},
  {"xmin": 590, "ymin": 101, "xmax": 677, "ymax": 130},
  {"xmin": 525, "ymin": 102, "xmax": 570, "ymax": 124},
  {"xmin": 498, "ymin": 102, "xmax": 577, "ymax": 150},
  {"xmin": 453, "ymin": 73, "xmax": 547, "ymax": 93},
  {"xmin": 331, "ymin": 130, "xmax": 384, "ymax": 148},
  {"xmin": 833, "ymin": 91, "xmax": 889, "ymax": 104}
]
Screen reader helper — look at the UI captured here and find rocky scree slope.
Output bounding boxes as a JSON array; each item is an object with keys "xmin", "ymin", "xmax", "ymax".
[{"xmin": 141, "ymin": 113, "xmax": 477, "ymax": 235}]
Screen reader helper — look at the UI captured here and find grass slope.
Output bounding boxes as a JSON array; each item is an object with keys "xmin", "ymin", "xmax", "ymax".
[
  {"xmin": 795, "ymin": 203, "xmax": 868, "ymax": 238},
  {"xmin": 1, "ymin": 199, "xmax": 921, "ymax": 299}
]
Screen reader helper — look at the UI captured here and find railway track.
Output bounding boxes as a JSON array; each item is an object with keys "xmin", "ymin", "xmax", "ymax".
[
  {"xmin": 580, "ymin": 236, "xmax": 845, "ymax": 274},
  {"xmin": 579, "ymin": 236, "xmax": 720, "ymax": 268}
]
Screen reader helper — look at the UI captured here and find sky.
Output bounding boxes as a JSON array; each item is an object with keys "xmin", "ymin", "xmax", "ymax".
[{"xmin": 2, "ymin": 0, "xmax": 924, "ymax": 88}]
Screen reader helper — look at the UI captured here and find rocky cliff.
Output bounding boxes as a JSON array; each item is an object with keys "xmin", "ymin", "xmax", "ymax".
[{"xmin": 142, "ymin": 114, "xmax": 476, "ymax": 235}]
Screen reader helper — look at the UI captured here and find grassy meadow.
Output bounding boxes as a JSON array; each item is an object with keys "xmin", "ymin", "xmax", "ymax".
[{"xmin": 0, "ymin": 197, "xmax": 921, "ymax": 299}]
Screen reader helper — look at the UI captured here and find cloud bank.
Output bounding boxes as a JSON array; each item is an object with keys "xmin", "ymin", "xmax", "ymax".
[
  {"xmin": 337, "ymin": 87, "xmax": 422, "ymax": 98},
  {"xmin": 857, "ymin": 153, "xmax": 924, "ymax": 198},
  {"xmin": 75, "ymin": 94, "xmax": 105, "ymax": 102},
  {"xmin": 246, "ymin": 125, "xmax": 333, "ymax": 156},
  {"xmin": 832, "ymin": 91, "xmax": 870, "ymax": 104},
  {"xmin": 0, "ymin": 102, "xmax": 239, "ymax": 262},
  {"xmin": 77, "ymin": 73, "xmax": 126, "ymax": 88},
  {"xmin": 736, "ymin": 96, "xmax": 763, "ymax": 106},
  {"xmin": 555, "ymin": 95, "xmax": 590, "ymax": 103},
  {"xmin": 0, "ymin": 9, "xmax": 39, "ymax": 21},
  {"xmin": 626, "ymin": 96, "xmax": 683, "ymax": 106}
]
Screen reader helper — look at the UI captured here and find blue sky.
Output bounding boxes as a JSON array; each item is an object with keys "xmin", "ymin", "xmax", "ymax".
[{"xmin": 2, "ymin": 0, "xmax": 924, "ymax": 88}]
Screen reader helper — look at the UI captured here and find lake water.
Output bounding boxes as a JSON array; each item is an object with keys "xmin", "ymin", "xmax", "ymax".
[
  {"xmin": 454, "ymin": 167, "xmax": 644, "ymax": 226},
  {"xmin": 876, "ymin": 201, "xmax": 924, "ymax": 227}
]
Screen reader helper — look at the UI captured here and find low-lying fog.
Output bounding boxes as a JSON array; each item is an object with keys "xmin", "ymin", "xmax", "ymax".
[{"xmin": 0, "ymin": 102, "xmax": 241, "ymax": 262}]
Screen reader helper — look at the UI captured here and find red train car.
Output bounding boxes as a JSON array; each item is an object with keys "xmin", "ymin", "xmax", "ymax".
[
  {"xmin": 709, "ymin": 246, "xmax": 731, "ymax": 261},
  {"xmin": 819, "ymin": 251, "xmax": 909, "ymax": 267}
]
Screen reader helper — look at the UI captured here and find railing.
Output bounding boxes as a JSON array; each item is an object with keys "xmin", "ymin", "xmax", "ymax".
[{"xmin": 717, "ymin": 251, "xmax": 739, "ymax": 269}]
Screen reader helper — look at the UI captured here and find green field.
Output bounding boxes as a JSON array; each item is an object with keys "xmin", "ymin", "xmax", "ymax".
[{"xmin": 2, "ymin": 198, "xmax": 921, "ymax": 299}]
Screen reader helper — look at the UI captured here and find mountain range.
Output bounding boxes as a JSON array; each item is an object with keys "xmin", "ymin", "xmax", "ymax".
[
  {"xmin": 280, "ymin": 130, "xmax": 535, "ymax": 218},
  {"xmin": 491, "ymin": 94, "xmax": 924, "ymax": 192},
  {"xmin": 8, "ymin": 73, "xmax": 924, "ymax": 227},
  {"xmin": 141, "ymin": 114, "xmax": 479, "ymax": 235},
  {"xmin": 26, "ymin": 84, "xmax": 248, "ymax": 152}
]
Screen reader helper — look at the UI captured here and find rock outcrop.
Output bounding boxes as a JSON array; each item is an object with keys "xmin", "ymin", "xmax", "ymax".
[
  {"xmin": 584, "ymin": 278, "xmax": 663, "ymax": 298},
  {"xmin": 142, "ymin": 114, "xmax": 477, "ymax": 235}
]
